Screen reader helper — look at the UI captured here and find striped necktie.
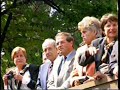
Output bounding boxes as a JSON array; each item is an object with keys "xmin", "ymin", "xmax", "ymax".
[{"xmin": 48, "ymin": 64, "xmax": 53, "ymax": 75}]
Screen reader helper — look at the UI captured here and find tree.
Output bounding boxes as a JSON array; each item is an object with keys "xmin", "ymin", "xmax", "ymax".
[{"xmin": 1, "ymin": 0, "xmax": 118, "ymax": 76}]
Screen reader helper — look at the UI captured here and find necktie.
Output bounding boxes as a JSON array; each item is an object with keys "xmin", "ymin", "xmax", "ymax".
[
  {"xmin": 58, "ymin": 56, "xmax": 67, "ymax": 75},
  {"xmin": 48, "ymin": 64, "xmax": 53, "ymax": 75},
  {"xmin": 63, "ymin": 56, "xmax": 67, "ymax": 63}
]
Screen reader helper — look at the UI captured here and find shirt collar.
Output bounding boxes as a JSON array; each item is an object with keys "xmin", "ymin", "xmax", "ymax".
[{"xmin": 64, "ymin": 50, "xmax": 76, "ymax": 61}]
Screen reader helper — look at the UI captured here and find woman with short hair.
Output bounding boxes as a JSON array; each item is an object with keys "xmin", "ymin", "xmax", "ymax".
[
  {"xmin": 3, "ymin": 46, "xmax": 39, "ymax": 90},
  {"xmin": 79, "ymin": 13, "xmax": 118, "ymax": 80}
]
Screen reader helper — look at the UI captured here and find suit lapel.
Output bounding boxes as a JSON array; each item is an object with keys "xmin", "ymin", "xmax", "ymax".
[
  {"xmin": 58, "ymin": 50, "xmax": 76, "ymax": 78},
  {"xmin": 51, "ymin": 56, "xmax": 63, "ymax": 87},
  {"xmin": 53, "ymin": 56, "xmax": 63, "ymax": 76},
  {"xmin": 58, "ymin": 57, "xmax": 74, "ymax": 78},
  {"xmin": 96, "ymin": 38, "xmax": 106, "ymax": 61},
  {"xmin": 40, "ymin": 62, "xmax": 50, "ymax": 84}
]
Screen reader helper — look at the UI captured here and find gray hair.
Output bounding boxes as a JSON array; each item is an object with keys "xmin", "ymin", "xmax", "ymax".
[
  {"xmin": 78, "ymin": 16, "xmax": 102, "ymax": 38},
  {"xmin": 42, "ymin": 38, "xmax": 56, "ymax": 49}
]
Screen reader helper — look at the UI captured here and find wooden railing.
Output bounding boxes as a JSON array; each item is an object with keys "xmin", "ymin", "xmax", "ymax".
[{"xmin": 70, "ymin": 75, "xmax": 118, "ymax": 89}]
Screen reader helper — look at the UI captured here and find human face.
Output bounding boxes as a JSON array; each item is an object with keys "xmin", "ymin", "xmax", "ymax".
[
  {"xmin": 104, "ymin": 21, "xmax": 118, "ymax": 39},
  {"xmin": 56, "ymin": 35, "xmax": 73, "ymax": 56},
  {"xmin": 13, "ymin": 50, "xmax": 26, "ymax": 67},
  {"xmin": 81, "ymin": 29, "xmax": 96, "ymax": 45},
  {"xmin": 43, "ymin": 44, "xmax": 57, "ymax": 62}
]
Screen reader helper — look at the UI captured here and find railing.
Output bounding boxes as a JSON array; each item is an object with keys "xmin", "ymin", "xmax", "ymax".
[{"xmin": 70, "ymin": 75, "xmax": 118, "ymax": 89}]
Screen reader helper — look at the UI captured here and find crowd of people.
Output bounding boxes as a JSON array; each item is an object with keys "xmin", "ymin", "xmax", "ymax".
[{"xmin": 2, "ymin": 13, "xmax": 118, "ymax": 90}]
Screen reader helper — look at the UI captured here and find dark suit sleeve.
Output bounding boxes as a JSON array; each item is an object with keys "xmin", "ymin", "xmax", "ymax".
[
  {"xmin": 78, "ymin": 51, "xmax": 95, "ymax": 66},
  {"xmin": 27, "ymin": 64, "xmax": 39, "ymax": 89},
  {"xmin": 79, "ymin": 38, "xmax": 103, "ymax": 67}
]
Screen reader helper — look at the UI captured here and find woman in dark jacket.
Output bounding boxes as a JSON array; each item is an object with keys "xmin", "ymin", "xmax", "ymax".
[
  {"xmin": 79, "ymin": 13, "xmax": 118, "ymax": 80},
  {"xmin": 3, "ymin": 46, "xmax": 39, "ymax": 90}
]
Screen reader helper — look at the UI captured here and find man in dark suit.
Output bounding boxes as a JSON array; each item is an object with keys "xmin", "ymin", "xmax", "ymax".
[{"xmin": 36, "ymin": 38, "xmax": 58, "ymax": 90}]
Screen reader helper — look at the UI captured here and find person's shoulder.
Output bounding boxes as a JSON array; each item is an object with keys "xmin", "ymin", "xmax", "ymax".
[
  {"xmin": 54, "ymin": 55, "xmax": 63, "ymax": 63},
  {"xmin": 29, "ymin": 64, "xmax": 39, "ymax": 70},
  {"xmin": 6, "ymin": 66, "xmax": 16, "ymax": 74},
  {"xmin": 114, "ymin": 40, "xmax": 118, "ymax": 46},
  {"xmin": 92, "ymin": 37, "xmax": 104, "ymax": 43},
  {"xmin": 76, "ymin": 45, "xmax": 88, "ymax": 54},
  {"xmin": 42, "ymin": 61, "xmax": 51, "ymax": 66},
  {"xmin": 77, "ymin": 44, "xmax": 88, "ymax": 51},
  {"xmin": 91, "ymin": 37, "xmax": 105, "ymax": 46}
]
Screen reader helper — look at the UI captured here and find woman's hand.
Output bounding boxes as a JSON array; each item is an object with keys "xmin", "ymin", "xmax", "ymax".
[
  {"xmin": 86, "ymin": 46, "xmax": 99, "ymax": 56},
  {"xmin": 14, "ymin": 74, "xmax": 23, "ymax": 81},
  {"xmin": 93, "ymin": 71, "xmax": 105, "ymax": 80},
  {"xmin": 3, "ymin": 74, "xmax": 8, "ymax": 85},
  {"xmin": 113, "ymin": 66, "xmax": 118, "ymax": 77}
]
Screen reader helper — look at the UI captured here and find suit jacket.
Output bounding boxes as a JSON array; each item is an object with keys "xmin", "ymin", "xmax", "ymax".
[
  {"xmin": 109, "ymin": 40, "xmax": 118, "ymax": 74},
  {"xmin": 79, "ymin": 37, "xmax": 107, "ymax": 71},
  {"xmin": 47, "ymin": 50, "xmax": 76, "ymax": 89},
  {"xmin": 36, "ymin": 61, "xmax": 52, "ymax": 90},
  {"xmin": 74, "ymin": 44, "xmax": 95, "ymax": 76}
]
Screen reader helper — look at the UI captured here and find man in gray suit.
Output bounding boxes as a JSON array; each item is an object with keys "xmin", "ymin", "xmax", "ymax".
[
  {"xmin": 47, "ymin": 32, "xmax": 76, "ymax": 89},
  {"xmin": 36, "ymin": 38, "xmax": 58, "ymax": 90}
]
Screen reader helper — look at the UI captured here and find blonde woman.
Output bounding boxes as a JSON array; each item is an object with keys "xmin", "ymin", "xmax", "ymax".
[
  {"xmin": 79, "ymin": 13, "xmax": 118, "ymax": 80},
  {"xmin": 70, "ymin": 16, "xmax": 102, "ymax": 86},
  {"xmin": 3, "ymin": 46, "xmax": 39, "ymax": 90}
]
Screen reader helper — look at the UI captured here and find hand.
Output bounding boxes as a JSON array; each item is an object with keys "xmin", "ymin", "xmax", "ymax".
[
  {"xmin": 93, "ymin": 71, "xmax": 105, "ymax": 80},
  {"xmin": 113, "ymin": 66, "xmax": 118, "ymax": 77},
  {"xmin": 3, "ymin": 74, "xmax": 8, "ymax": 85},
  {"xmin": 70, "ymin": 79, "xmax": 80, "ymax": 87},
  {"xmin": 74, "ymin": 79, "xmax": 81, "ymax": 86},
  {"xmin": 14, "ymin": 74, "xmax": 23, "ymax": 81},
  {"xmin": 86, "ymin": 46, "xmax": 99, "ymax": 56},
  {"xmin": 83, "ymin": 76, "xmax": 94, "ymax": 83},
  {"xmin": 70, "ymin": 69, "xmax": 79, "ymax": 77}
]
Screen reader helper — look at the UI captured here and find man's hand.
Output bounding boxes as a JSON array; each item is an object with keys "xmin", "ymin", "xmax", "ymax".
[{"xmin": 3, "ymin": 74, "xmax": 8, "ymax": 85}]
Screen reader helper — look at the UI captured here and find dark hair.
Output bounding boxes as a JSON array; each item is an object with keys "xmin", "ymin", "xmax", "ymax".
[
  {"xmin": 55, "ymin": 32, "xmax": 74, "ymax": 43},
  {"xmin": 100, "ymin": 13, "xmax": 118, "ymax": 31}
]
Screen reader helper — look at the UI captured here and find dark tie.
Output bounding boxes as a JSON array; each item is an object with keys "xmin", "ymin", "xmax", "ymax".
[
  {"xmin": 58, "ymin": 56, "xmax": 67, "ymax": 75},
  {"xmin": 48, "ymin": 64, "xmax": 53, "ymax": 75}
]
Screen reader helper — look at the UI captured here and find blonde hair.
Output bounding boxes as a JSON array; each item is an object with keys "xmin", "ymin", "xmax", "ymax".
[
  {"xmin": 78, "ymin": 16, "xmax": 102, "ymax": 38},
  {"xmin": 11, "ymin": 46, "xmax": 27, "ymax": 60}
]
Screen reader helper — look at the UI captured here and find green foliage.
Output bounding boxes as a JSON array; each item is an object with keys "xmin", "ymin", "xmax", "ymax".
[{"xmin": 1, "ymin": 0, "xmax": 117, "ymax": 76}]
